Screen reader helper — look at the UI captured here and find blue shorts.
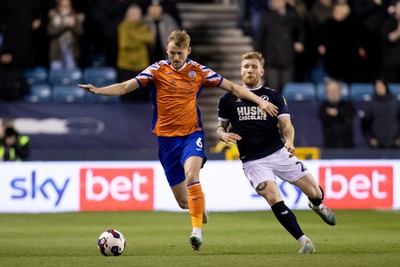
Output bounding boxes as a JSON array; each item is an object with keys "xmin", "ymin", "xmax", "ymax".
[{"xmin": 158, "ymin": 131, "xmax": 207, "ymax": 187}]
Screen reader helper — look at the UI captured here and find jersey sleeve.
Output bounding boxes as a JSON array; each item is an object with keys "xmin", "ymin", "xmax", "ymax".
[
  {"xmin": 276, "ymin": 93, "xmax": 290, "ymax": 118},
  {"xmin": 218, "ymin": 93, "xmax": 231, "ymax": 121},
  {"xmin": 134, "ymin": 63, "xmax": 159, "ymax": 87},
  {"xmin": 201, "ymin": 65, "xmax": 223, "ymax": 87}
]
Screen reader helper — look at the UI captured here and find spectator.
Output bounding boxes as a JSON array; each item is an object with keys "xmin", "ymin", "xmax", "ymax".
[
  {"xmin": 141, "ymin": 0, "xmax": 182, "ymax": 28},
  {"xmin": 90, "ymin": 0, "xmax": 135, "ymax": 67},
  {"xmin": 361, "ymin": 79, "xmax": 400, "ymax": 148},
  {"xmin": 47, "ymin": 0, "xmax": 85, "ymax": 70},
  {"xmin": 0, "ymin": 119, "xmax": 30, "ymax": 161},
  {"xmin": 144, "ymin": 0, "xmax": 180, "ymax": 63},
  {"xmin": 317, "ymin": 3, "xmax": 366, "ymax": 83},
  {"xmin": 308, "ymin": 0, "xmax": 333, "ymax": 35},
  {"xmin": 255, "ymin": 0, "xmax": 305, "ymax": 92},
  {"xmin": 287, "ymin": 0, "xmax": 308, "ymax": 21},
  {"xmin": 0, "ymin": 118, "xmax": 13, "ymax": 139},
  {"xmin": 117, "ymin": 4, "xmax": 154, "ymax": 102},
  {"xmin": 318, "ymin": 79, "xmax": 355, "ymax": 148},
  {"xmin": 353, "ymin": 0, "xmax": 391, "ymax": 81},
  {"xmin": 0, "ymin": 0, "xmax": 41, "ymax": 100},
  {"xmin": 286, "ymin": 0, "xmax": 310, "ymax": 81},
  {"xmin": 237, "ymin": 0, "xmax": 269, "ymax": 38},
  {"xmin": 32, "ymin": 0, "xmax": 53, "ymax": 67},
  {"xmin": 307, "ymin": 0, "xmax": 334, "ymax": 82},
  {"xmin": 381, "ymin": 1, "xmax": 400, "ymax": 83}
]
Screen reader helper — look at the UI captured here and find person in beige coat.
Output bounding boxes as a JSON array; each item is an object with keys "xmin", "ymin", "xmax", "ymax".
[{"xmin": 117, "ymin": 4, "xmax": 154, "ymax": 102}]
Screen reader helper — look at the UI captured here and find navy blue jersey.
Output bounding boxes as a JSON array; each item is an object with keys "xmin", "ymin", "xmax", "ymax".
[{"xmin": 218, "ymin": 85, "xmax": 290, "ymax": 162}]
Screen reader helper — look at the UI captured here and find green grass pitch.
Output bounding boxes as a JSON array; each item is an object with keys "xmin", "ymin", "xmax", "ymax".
[{"xmin": 1, "ymin": 210, "xmax": 399, "ymax": 267}]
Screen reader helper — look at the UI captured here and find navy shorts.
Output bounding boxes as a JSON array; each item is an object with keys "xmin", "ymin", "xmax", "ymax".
[{"xmin": 158, "ymin": 131, "xmax": 206, "ymax": 186}]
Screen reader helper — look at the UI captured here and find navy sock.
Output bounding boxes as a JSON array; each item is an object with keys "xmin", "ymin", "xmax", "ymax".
[
  {"xmin": 308, "ymin": 186, "xmax": 324, "ymax": 206},
  {"xmin": 271, "ymin": 201, "xmax": 304, "ymax": 240}
]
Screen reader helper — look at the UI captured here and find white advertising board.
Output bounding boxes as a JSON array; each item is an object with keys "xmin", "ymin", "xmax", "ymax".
[{"xmin": 0, "ymin": 160, "xmax": 398, "ymax": 213}]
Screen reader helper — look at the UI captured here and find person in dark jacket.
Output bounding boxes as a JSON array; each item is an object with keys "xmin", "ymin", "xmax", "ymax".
[
  {"xmin": 319, "ymin": 79, "xmax": 355, "ymax": 148},
  {"xmin": 361, "ymin": 79, "xmax": 400, "ymax": 148},
  {"xmin": 255, "ymin": 0, "xmax": 305, "ymax": 92},
  {"xmin": 0, "ymin": 0, "xmax": 41, "ymax": 100},
  {"xmin": 317, "ymin": 3, "xmax": 366, "ymax": 83},
  {"xmin": 381, "ymin": 1, "xmax": 400, "ymax": 83},
  {"xmin": 353, "ymin": 0, "xmax": 391, "ymax": 81}
]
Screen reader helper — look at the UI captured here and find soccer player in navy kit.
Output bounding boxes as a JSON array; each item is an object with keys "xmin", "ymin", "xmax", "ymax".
[{"xmin": 217, "ymin": 52, "xmax": 336, "ymax": 254}]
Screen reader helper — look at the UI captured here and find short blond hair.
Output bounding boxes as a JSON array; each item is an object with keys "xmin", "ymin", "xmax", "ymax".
[
  {"xmin": 242, "ymin": 52, "xmax": 265, "ymax": 67},
  {"xmin": 167, "ymin": 30, "xmax": 190, "ymax": 49}
]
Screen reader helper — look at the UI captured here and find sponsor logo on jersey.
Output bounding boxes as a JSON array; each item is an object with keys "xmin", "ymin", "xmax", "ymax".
[
  {"xmin": 236, "ymin": 106, "xmax": 266, "ymax": 121},
  {"xmin": 188, "ymin": 71, "xmax": 196, "ymax": 78}
]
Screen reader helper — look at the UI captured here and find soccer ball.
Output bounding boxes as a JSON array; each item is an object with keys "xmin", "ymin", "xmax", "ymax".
[{"xmin": 97, "ymin": 229, "xmax": 126, "ymax": 256}]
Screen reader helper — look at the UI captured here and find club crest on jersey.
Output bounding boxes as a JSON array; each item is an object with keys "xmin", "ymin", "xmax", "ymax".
[
  {"xmin": 236, "ymin": 98, "xmax": 242, "ymax": 102},
  {"xmin": 260, "ymin": 95, "xmax": 269, "ymax": 101},
  {"xmin": 188, "ymin": 71, "xmax": 196, "ymax": 78}
]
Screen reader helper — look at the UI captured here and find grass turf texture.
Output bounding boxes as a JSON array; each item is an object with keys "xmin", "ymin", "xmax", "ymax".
[{"xmin": 1, "ymin": 210, "xmax": 399, "ymax": 267}]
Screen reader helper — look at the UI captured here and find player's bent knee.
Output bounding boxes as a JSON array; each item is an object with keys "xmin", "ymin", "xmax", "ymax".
[
  {"xmin": 256, "ymin": 182, "xmax": 282, "ymax": 206},
  {"xmin": 308, "ymin": 185, "xmax": 323, "ymax": 200}
]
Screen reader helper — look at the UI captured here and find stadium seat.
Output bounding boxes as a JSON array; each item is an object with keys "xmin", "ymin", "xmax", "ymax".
[
  {"xmin": 49, "ymin": 68, "xmax": 83, "ymax": 86},
  {"xmin": 283, "ymin": 82, "xmax": 316, "ymax": 101},
  {"xmin": 83, "ymin": 67, "xmax": 119, "ymax": 103},
  {"xmin": 24, "ymin": 66, "xmax": 48, "ymax": 85},
  {"xmin": 317, "ymin": 82, "xmax": 350, "ymax": 101},
  {"xmin": 83, "ymin": 67, "xmax": 117, "ymax": 87},
  {"xmin": 389, "ymin": 83, "xmax": 400, "ymax": 101},
  {"xmin": 350, "ymin": 83, "xmax": 373, "ymax": 101},
  {"xmin": 53, "ymin": 85, "xmax": 87, "ymax": 103},
  {"xmin": 24, "ymin": 83, "xmax": 52, "ymax": 103}
]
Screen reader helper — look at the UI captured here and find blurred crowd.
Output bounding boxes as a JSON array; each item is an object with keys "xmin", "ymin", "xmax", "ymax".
[
  {"xmin": 0, "ymin": 0, "xmax": 182, "ymax": 101},
  {"xmin": 239, "ymin": 0, "xmax": 400, "ymax": 92},
  {"xmin": 0, "ymin": 0, "xmax": 400, "ymax": 101}
]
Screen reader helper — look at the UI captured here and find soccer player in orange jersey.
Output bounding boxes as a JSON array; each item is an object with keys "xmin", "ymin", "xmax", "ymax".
[{"xmin": 79, "ymin": 30, "xmax": 278, "ymax": 251}]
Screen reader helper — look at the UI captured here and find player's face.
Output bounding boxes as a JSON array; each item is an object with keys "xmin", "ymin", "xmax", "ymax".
[
  {"xmin": 241, "ymin": 58, "xmax": 264, "ymax": 88},
  {"xmin": 166, "ymin": 42, "xmax": 191, "ymax": 69}
]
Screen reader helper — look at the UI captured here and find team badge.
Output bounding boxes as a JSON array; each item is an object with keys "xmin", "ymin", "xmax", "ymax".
[
  {"xmin": 188, "ymin": 71, "xmax": 196, "ymax": 78},
  {"xmin": 260, "ymin": 95, "xmax": 269, "ymax": 101}
]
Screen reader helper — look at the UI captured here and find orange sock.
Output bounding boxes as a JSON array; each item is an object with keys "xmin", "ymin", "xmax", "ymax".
[{"xmin": 188, "ymin": 183, "xmax": 204, "ymax": 229}]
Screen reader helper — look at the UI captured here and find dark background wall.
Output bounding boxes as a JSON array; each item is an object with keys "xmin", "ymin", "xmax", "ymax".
[{"xmin": 0, "ymin": 101, "xmax": 398, "ymax": 161}]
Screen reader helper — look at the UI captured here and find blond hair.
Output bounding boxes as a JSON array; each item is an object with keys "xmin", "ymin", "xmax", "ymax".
[
  {"xmin": 167, "ymin": 30, "xmax": 191, "ymax": 49},
  {"xmin": 242, "ymin": 52, "xmax": 265, "ymax": 67}
]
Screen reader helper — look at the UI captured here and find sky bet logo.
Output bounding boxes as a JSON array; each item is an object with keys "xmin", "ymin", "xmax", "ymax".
[
  {"xmin": 80, "ymin": 168, "xmax": 154, "ymax": 211},
  {"xmin": 10, "ymin": 170, "xmax": 70, "ymax": 206}
]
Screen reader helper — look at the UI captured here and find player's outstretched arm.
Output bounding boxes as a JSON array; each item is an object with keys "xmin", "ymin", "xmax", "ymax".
[
  {"xmin": 219, "ymin": 79, "xmax": 278, "ymax": 117},
  {"xmin": 78, "ymin": 78, "xmax": 140, "ymax": 96}
]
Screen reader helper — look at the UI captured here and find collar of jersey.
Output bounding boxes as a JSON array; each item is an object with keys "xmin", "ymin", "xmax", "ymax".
[
  {"xmin": 244, "ymin": 85, "xmax": 263, "ymax": 91},
  {"xmin": 167, "ymin": 58, "xmax": 190, "ymax": 71}
]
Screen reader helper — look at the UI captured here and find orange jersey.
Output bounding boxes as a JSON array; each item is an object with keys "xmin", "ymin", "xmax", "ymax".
[{"xmin": 135, "ymin": 59, "xmax": 223, "ymax": 137}]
